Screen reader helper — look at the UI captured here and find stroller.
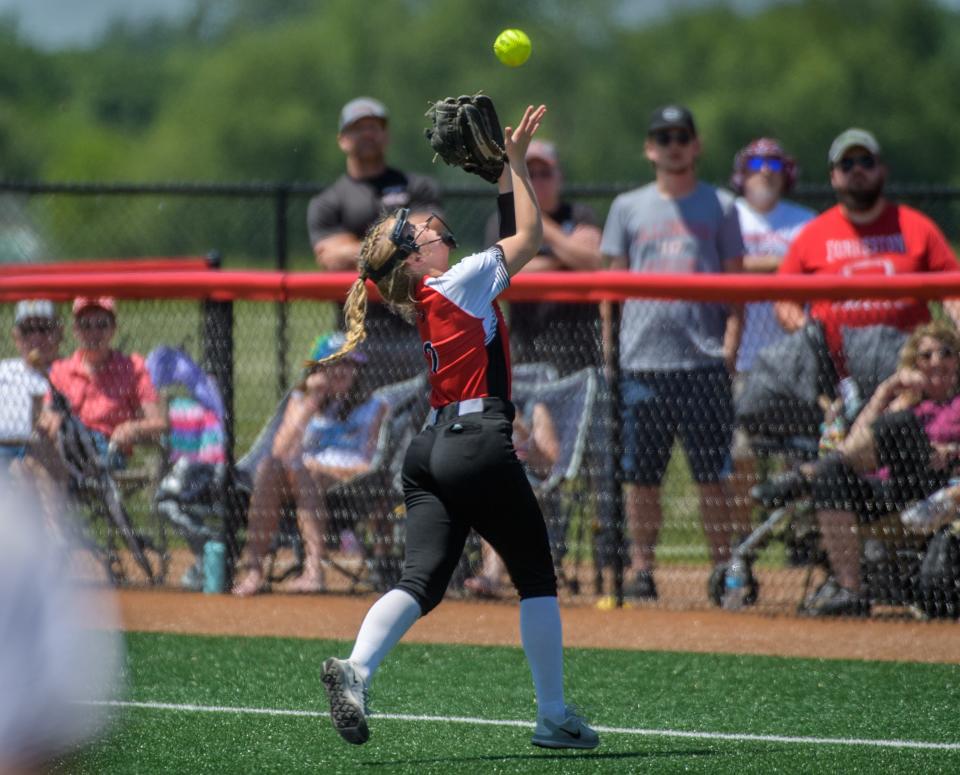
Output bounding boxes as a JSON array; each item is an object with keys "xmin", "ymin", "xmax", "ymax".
[
  {"xmin": 148, "ymin": 346, "xmax": 242, "ymax": 590},
  {"xmin": 710, "ymin": 322, "xmax": 912, "ymax": 609}
]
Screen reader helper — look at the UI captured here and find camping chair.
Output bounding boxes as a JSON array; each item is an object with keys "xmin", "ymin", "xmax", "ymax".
[
  {"xmin": 50, "ymin": 383, "xmax": 169, "ymax": 586},
  {"xmin": 233, "ymin": 373, "xmax": 430, "ymax": 591},
  {"xmin": 512, "ymin": 367, "xmax": 598, "ymax": 592},
  {"xmin": 511, "ymin": 361, "xmax": 560, "ymax": 392}
]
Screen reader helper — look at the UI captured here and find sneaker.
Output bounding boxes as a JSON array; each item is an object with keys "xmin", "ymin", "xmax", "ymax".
[
  {"xmin": 802, "ymin": 583, "xmax": 870, "ymax": 618},
  {"xmin": 321, "ymin": 658, "xmax": 370, "ymax": 745},
  {"xmin": 750, "ymin": 470, "xmax": 810, "ymax": 509},
  {"xmin": 625, "ymin": 570, "xmax": 657, "ymax": 600},
  {"xmin": 531, "ymin": 706, "xmax": 600, "ymax": 750}
]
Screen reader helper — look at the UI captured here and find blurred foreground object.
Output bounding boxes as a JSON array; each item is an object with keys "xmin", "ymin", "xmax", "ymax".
[{"xmin": 0, "ymin": 472, "xmax": 124, "ymax": 774}]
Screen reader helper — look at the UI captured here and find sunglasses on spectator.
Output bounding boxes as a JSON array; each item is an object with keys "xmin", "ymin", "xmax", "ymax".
[
  {"xmin": 76, "ymin": 317, "xmax": 114, "ymax": 331},
  {"xmin": 18, "ymin": 321, "xmax": 57, "ymax": 336},
  {"xmin": 746, "ymin": 156, "xmax": 785, "ymax": 173},
  {"xmin": 835, "ymin": 154, "xmax": 877, "ymax": 173},
  {"xmin": 916, "ymin": 346, "xmax": 957, "ymax": 363},
  {"xmin": 651, "ymin": 129, "xmax": 693, "ymax": 147}
]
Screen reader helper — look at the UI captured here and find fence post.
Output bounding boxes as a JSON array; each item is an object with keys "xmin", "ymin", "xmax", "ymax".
[
  {"xmin": 607, "ymin": 300, "xmax": 626, "ymax": 607},
  {"xmin": 274, "ymin": 185, "xmax": 289, "ymax": 400},
  {"xmin": 202, "ymin": 250, "xmax": 235, "ymax": 463}
]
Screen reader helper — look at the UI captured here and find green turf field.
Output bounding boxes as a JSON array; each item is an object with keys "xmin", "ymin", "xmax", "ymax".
[{"xmin": 56, "ymin": 631, "xmax": 960, "ymax": 774}]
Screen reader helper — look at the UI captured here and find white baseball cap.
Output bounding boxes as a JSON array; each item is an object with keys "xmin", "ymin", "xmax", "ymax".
[
  {"xmin": 828, "ymin": 128, "xmax": 881, "ymax": 164},
  {"xmin": 338, "ymin": 97, "xmax": 388, "ymax": 132},
  {"xmin": 14, "ymin": 299, "xmax": 57, "ymax": 325}
]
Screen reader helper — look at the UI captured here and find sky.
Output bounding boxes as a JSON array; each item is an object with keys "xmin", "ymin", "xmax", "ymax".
[
  {"xmin": 0, "ymin": 0, "xmax": 196, "ymax": 49},
  {"xmin": 3, "ymin": 0, "xmax": 960, "ymax": 50}
]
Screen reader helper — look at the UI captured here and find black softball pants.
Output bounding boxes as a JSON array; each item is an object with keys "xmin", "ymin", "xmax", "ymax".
[{"xmin": 395, "ymin": 397, "xmax": 558, "ymax": 614}]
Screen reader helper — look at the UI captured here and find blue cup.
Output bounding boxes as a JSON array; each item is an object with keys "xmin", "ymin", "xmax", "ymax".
[{"xmin": 202, "ymin": 540, "xmax": 227, "ymax": 594}]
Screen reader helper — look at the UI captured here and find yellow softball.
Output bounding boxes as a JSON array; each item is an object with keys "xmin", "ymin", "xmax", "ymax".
[{"xmin": 493, "ymin": 28, "xmax": 532, "ymax": 67}]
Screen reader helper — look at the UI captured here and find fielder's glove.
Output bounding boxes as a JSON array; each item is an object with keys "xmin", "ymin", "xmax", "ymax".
[{"xmin": 424, "ymin": 94, "xmax": 506, "ymax": 184}]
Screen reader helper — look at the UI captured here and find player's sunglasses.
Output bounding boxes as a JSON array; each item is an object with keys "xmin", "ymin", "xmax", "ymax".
[
  {"xmin": 834, "ymin": 154, "xmax": 877, "ymax": 173},
  {"xmin": 17, "ymin": 320, "xmax": 57, "ymax": 336},
  {"xmin": 916, "ymin": 346, "xmax": 957, "ymax": 363},
  {"xmin": 651, "ymin": 129, "xmax": 693, "ymax": 147},
  {"xmin": 746, "ymin": 156, "xmax": 785, "ymax": 173},
  {"xmin": 76, "ymin": 317, "xmax": 114, "ymax": 331}
]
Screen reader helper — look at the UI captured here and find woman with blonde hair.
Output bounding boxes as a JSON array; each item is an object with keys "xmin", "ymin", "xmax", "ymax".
[{"xmin": 315, "ymin": 103, "xmax": 598, "ymax": 751}]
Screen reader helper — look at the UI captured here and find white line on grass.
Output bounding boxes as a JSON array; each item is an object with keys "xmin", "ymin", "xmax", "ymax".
[{"xmin": 82, "ymin": 700, "xmax": 960, "ymax": 752}]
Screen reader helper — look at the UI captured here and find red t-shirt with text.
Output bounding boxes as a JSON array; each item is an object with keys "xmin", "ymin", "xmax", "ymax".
[{"xmin": 779, "ymin": 202, "xmax": 959, "ymax": 357}]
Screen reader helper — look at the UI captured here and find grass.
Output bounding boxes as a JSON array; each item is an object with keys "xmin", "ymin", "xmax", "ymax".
[{"xmin": 56, "ymin": 631, "xmax": 960, "ymax": 774}]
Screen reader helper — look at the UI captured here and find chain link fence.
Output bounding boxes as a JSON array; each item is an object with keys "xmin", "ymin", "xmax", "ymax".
[{"xmin": 3, "ymin": 180, "xmax": 960, "ymax": 618}]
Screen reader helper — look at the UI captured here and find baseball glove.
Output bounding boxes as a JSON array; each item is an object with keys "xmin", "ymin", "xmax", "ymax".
[{"xmin": 424, "ymin": 94, "xmax": 506, "ymax": 184}]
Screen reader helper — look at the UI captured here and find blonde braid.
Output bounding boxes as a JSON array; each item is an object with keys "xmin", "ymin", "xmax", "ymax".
[{"xmin": 304, "ymin": 213, "xmax": 417, "ymax": 368}]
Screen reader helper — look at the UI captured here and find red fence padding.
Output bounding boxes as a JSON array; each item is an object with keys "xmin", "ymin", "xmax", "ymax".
[
  {"xmin": 0, "ymin": 257, "xmax": 210, "ymax": 276},
  {"xmin": 3, "ymin": 269, "xmax": 960, "ymax": 303}
]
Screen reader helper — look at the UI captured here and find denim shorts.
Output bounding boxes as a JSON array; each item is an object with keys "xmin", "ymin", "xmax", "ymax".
[{"xmin": 620, "ymin": 364, "xmax": 733, "ymax": 485}]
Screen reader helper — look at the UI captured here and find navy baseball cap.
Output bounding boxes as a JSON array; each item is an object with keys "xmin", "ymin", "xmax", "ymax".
[
  {"xmin": 647, "ymin": 104, "xmax": 697, "ymax": 135},
  {"xmin": 338, "ymin": 97, "xmax": 389, "ymax": 132}
]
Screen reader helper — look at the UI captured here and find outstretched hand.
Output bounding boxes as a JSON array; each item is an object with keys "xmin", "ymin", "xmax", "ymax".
[{"xmin": 504, "ymin": 105, "xmax": 547, "ymax": 167}]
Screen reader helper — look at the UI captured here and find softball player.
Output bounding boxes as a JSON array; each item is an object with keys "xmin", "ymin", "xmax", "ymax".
[{"xmin": 313, "ymin": 104, "xmax": 598, "ymax": 750}]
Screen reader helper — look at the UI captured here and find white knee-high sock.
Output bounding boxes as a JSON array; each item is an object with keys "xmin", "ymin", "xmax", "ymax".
[
  {"xmin": 519, "ymin": 596, "xmax": 566, "ymax": 723},
  {"xmin": 348, "ymin": 589, "xmax": 421, "ymax": 683}
]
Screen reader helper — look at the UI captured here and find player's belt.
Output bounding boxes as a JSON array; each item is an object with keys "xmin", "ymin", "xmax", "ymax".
[{"xmin": 429, "ymin": 397, "xmax": 485, "ymax": 425}]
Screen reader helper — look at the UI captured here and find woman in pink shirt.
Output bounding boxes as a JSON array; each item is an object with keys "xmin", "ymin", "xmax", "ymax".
[{"xmin": 39, "ymin": 297, "xmax": 166, "ymax": 464}]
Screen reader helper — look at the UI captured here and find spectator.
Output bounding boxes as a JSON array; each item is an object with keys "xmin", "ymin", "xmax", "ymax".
[
  {"xmin": 728, "ymin": 139, "xmax": 816, "ymax": 533},
  {"xmin": 464, "ymin": 397, "xmax": 559, "ymax": 598},
  {"xmin": 0, "ymin": 300, "xmax": 62, "ymax": 465},
  {"xmin": 15, "ymin": 297, "xmax": 166, "ymax": 519},
  {"xmin": 600, "ymin": 104, "xmax": 749, "ymax": 600},
  {"xmin": 775, "ymin": 128, "xmax": 960, "ymax": 369},
  {"xmin": 307, "ymin": 96, "xmax": 442, "ymax": 393},
  {"xmin": 232, "ymin": 333, "xmax": 387, "ymax": 597},
  {"xmin": 485, "ymin": 139, "xmax": 603, "ymax": 372},
  {"xmin": 754, "ymin": 320, "xmax": 960, "ymax": 615}
]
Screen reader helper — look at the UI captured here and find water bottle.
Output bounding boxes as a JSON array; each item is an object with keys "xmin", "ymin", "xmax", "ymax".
[
  {"xmin": 839, "ymin": 377, "xmax": 863, "ymax": 424},
  {"xmin": 901, "ymin": 487, "xmax": 958, "ymax": 534},
  {"xmin": 202, "ymin": 540, "xmax": 227, "ymax": 594},
  {"xmin": 722, "ymin": 556, "xmax": 749, "ymax": 611}
]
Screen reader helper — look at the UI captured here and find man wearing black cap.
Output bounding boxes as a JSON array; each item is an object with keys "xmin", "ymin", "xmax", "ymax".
[
  {"xmin": 307, "ymin": 97, "xmax": 443, "ymax": 390},
  {"xmin": 601, "ymin": 104, "xmax": 748, "ymax": 601}
]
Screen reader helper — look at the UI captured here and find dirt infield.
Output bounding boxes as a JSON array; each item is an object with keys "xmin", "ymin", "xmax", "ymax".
[{"xmin": 104, "ymin": 587, "xmax": 960, "ymax": 665}]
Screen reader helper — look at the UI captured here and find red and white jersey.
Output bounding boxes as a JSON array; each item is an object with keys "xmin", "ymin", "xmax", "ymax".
[{"xmin": 414, "ymin": 246, "xmax": 512, "ymax": 408}]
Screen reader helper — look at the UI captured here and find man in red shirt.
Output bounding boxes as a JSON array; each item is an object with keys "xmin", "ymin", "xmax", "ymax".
[{"xmin": 775, "ymin": 128, "xmax": 960, "ymax": 365}]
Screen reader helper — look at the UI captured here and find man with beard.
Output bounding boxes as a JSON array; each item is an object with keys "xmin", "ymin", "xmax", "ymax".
[
  {"xmin": 601, "ymin": 104, "xmax": 748, "ymax": 601},
  {"xmin": 775, "ymin": 128, "xmax": 960, "ymax": 367},
  {"xmin": 308, "ymin": 97, "xmax": 442, "ymax": 392}
]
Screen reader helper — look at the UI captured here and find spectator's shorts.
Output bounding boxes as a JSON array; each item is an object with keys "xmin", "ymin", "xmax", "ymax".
[
  {"xmin": 620, "ymin": 364, "xmax": 733, "ymax": 486},
  {"xmin": 811, "ymin": 410, "xmax": 948, "ymax": 523}
]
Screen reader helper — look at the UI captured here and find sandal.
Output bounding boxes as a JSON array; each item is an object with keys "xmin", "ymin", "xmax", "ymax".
[
  {"xmin": 231, "ymin": 565, "xmax": 268, "ymax": 598},
  {"xmin": 286, "ymin": 566, "xmax": 327, "ymax": 594}
]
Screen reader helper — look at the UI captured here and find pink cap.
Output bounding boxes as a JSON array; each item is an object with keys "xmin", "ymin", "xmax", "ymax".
[{"xmin": 72, "ymin": 296, "xmax": 116, "ymax": 317}]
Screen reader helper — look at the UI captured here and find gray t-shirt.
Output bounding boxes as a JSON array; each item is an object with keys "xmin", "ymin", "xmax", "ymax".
[{"xmin": 601, "ymin": 181, "xmax": 744, "ymax": 371}]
